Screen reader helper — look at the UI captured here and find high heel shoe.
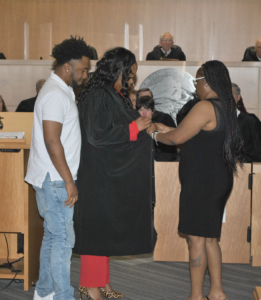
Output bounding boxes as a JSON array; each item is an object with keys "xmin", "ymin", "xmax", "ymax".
[
  {"xmin": 206, "ymin": 296, "xmax": 229, "ymax": 300},
  {"xmin": 79, "ymin": 286, "xmax": 94, "ymax": 300},
  {"xmin": 98, "ymin": 287, "xmax": 124, "ymax": 298}
]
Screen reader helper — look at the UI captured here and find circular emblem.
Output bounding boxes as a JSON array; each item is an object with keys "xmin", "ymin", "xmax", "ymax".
[{"xmin": 140, "ymin": 68, "xmax": 195, "ymax": 123}]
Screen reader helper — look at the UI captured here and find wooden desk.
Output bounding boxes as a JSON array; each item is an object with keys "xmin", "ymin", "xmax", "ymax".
[
  {"xmin": 253, "ymin": 286, "xmax": 261, "ymax": 300},
  {"xmin": 154, "ymin": 162, "xmax": 251, "ymax": 264},
  {"xmin": 0, "ymin": 113, "xmax": 43, "ymax": 290},
  {"xmin": 251, "ymin": 163, "xmax": 261, "ymax": 266}
]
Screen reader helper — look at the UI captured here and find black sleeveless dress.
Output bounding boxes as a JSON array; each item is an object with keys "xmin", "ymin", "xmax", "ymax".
[{"xmin": 178, "ymin": 99, "xmax": 233, "ymax": 238}]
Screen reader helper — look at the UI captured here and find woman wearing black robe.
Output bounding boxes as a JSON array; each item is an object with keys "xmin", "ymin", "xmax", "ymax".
[{"xmin": 74, "ymin": 48, "xmax": 156, "ymax": 300}]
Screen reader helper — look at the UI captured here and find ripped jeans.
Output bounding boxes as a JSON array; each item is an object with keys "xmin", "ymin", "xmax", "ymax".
[{"xmin": 33, "ymin": 173, "xmax": 75, "ymax": 300}]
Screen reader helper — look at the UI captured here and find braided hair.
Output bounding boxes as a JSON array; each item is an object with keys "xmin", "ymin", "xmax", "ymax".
[
  {"xmin": 201, "ymin": 60, "xmax": 244, "ymax": 173},
  {"xmin": 78, "ymin": 47, "xmax": 136, "ymax": 108}
]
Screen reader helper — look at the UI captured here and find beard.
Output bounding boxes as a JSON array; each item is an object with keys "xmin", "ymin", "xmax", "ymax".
[
  {"xmin": 72, "ymin": 79, "xmax": 81, "ymax": 88},
  {"xmin": 71, "ymin": 70, "xmax": 83, "ymax": 88}
]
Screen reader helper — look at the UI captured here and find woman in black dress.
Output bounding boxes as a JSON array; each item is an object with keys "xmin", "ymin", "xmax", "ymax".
[
  {"xmin": 148, "ymin": 61, "xmax": 244, "ymax": 300},
  {"xmin": 74, "ymin": 48, "xmax": 157, "ymax": 300}
]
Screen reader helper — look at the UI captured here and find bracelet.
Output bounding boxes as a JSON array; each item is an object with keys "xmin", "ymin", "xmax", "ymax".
[{"xmin": 152, "ymin": 131, "xmax": 159, "ymax": 145}]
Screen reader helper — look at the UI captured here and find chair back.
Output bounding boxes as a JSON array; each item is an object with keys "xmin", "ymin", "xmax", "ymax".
[{"xmin": 242, "ymin": 46, "xmax": 255, "ymax": 61}]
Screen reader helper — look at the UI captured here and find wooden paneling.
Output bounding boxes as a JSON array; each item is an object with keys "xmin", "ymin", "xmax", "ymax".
[
  {"xmin": 251, "ymin": 173, "xmax": 261, "ymax": 266},
  {"xmin": 219, "ymin": 164, "xmax": 251, "ymax": 263},
  {"xmin": 253, "ymin": 287, "xmax": 261, "ymax": 300},
  {"xmin": 0, "ymin": 151, "xmax": 25, "ymax": 232},
  {"xmin": 253, "ymin": 162, "xmax": 261, "ymax": 174},
  {"xmin": 153, "ymin": 162, "xmax": 188, "ymax": 261},
  {"xmin": 154, "ymin": 162, "xmax": 251, "ymax": 263},
  {"xmin": 1, "ymin": 0, "xmax": 261, "ymax": 62},
  {"xmin": 0, "ymin": 118, "xmax": 43, "ymax": 290}
]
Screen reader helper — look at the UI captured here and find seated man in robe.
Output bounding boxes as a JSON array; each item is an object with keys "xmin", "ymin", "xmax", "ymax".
[
  {"xmin": 242, "ymin": 38, "xmax": 261, "ymax": 61},
  {"xmin": 136, "ymin": 92, "xmax": 177, "ymax": 161},
  {"xmin": 146, "ymin": 32, "xmax": 186, "ymax": 61},
  {"xmin": 16, "ymin": 79, "xmax": 46, "ymax": 112},
  {"xmin": 232, "ymin": 83, "xmax": 261, "ymax": 163}
]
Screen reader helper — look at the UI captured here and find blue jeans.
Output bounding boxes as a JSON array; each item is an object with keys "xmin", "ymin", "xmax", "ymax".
[{"xmin": 33, "ymin": 173, "xmax": 75, "ymax": 300}]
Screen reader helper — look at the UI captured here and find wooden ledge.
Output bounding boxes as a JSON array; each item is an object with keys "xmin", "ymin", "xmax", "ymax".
[{"xmin": 0, "ymin": 139, "xmax": 26, "ymax": 144}]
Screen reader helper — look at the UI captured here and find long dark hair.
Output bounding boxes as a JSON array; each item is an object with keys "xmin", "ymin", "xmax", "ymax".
[
  {"xmin": 201, "ymin": 60, "xmax": 244, "ymax": 173},
  {"xmin": 78, "ymin": 47, "xmax": 136, "ymax": 103},
  {"xmin": 0, "ymin": 95, "xmax": 8, "ymax": 112}
]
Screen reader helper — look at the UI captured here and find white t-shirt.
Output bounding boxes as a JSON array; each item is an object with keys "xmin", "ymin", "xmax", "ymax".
[{"xmin": 25, "ymin": 71, "xmax": 81, "ymax": 188}]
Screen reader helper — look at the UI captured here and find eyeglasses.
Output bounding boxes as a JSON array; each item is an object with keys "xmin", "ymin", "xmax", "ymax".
[
  {"xmin": 162, "ymin": 39, "xmax": 173, "ymax": 42},
  {"xmin": 193, "ymin": 77, "xmax": 205, "ymax": 86}
]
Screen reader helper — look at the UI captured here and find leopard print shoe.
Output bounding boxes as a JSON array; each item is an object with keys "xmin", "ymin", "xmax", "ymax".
[
  {"xmin": 79, "ymin": 285, "xmax": 94, "ymax": 300},
  {"xmin": 206, "ymin": 296, "xmax": 229, "ymax": 300},
  {"xmin": 98, "ymin": 287, "xmax": 124, "ymax": 298}
]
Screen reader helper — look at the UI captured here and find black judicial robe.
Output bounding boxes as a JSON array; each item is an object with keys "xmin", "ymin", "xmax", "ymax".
[
  {"xmin": 242, "ymin": 51, "xmax": 260, "ymax": 61},
  {"xmin": 238, "ymin": 112, "xmax": 261, "ymax": 163},
  {"xmin": 146, "ymin": 46, "xmax": 186, "ymax": 61},
  {"xmin": 16, "ymin": 96, "xmax": 37, "ymax": 112},
  {"xmin": 74, "ymin": 84, "xmax": 156, "ymax": 256}
]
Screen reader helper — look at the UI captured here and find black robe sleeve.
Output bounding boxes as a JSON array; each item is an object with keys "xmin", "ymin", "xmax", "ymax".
[{"xmin": 81, "ymin": 88, "xmax": 131, "ymax": 147}]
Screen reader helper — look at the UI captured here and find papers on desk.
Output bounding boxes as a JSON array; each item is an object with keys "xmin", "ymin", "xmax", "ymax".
[{"xmin": 0, "ymin": 132, "xmax": 25, "ymax": 139}]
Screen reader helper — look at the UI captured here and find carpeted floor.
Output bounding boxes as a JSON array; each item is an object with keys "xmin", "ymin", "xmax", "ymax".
[{"xmin": 0, "ymin": 254, "xmax": 260, "ymax": 299}]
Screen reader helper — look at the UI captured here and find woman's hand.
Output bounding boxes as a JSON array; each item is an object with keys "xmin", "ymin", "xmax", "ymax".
[
  {"xmin": 135, "ymin": 116, "xmax": 151, "ymax": 131},
  {"xmin": 155, "ymin": 123, "xmax": 174, "ymax": 133},
  {"xmin": 146, "ymin": 123, "xmax": 157, "ymax": 136}
]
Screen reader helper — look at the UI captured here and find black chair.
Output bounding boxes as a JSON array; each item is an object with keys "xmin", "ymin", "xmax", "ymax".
[
  {"xmin": 242, "ymin": 46, "xmax": 256, "ymax": 61},
  {"xmin": 0, "ymin": 53, "xmax": 6, "ymax": 59},
  {"xmin": 89, "ymin": 46, "xmax": 98, "ymax": 60}
]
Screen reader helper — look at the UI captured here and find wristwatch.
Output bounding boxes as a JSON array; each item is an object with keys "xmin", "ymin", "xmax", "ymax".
[{"xmin": 151, "ymin": 131, "xmax": 159, "ymax": 145}]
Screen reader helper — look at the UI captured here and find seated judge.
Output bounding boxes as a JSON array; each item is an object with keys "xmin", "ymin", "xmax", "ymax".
[
  {"xmin": 232, "ymin": 83, "xmax": 261, "ymax": 163},
  {"xmin": 16, "ymin": 79, "xmax": 46, "ymax": 112},
  {"xmin": 136, "ymin": 94, "xmax": 177, "ymax": 161},
  {"xmin": 146, "ymin": 32, "xmax": 186, "ymax": 61},
  {"xmin": 242, "ymin": 38, "xmax": 261, "ymax": 61}
]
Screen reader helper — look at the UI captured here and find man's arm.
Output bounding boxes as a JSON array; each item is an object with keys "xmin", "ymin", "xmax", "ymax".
[{"xmin": 43, "ymin": 120, "xmax": 78, "ymax": 208}]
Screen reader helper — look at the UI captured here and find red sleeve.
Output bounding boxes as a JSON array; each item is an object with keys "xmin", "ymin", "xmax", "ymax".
[{"xmin": 129, "ymin": 121, "xmax": 139, "ymax": 141}]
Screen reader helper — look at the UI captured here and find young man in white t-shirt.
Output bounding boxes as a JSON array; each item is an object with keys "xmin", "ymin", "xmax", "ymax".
[{"xmin": 25, "ymin": 36, "xmax": 92, "ymax": 300}]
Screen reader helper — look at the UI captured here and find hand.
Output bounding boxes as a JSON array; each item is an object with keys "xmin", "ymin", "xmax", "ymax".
[
  {"xmin": 155, "ymin": 123, "xmax": 173, "ymax": 133},
  {"xmin": 146, "ymin": 123, "xmax": 157, "ymax": 136},
  {"xmin": 135, "ymin": 116, "xmax": 151, "ymax": 131},
  {"xmin": 64, "ymin": 181, "xmax": 78, "ymax": 208}
]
